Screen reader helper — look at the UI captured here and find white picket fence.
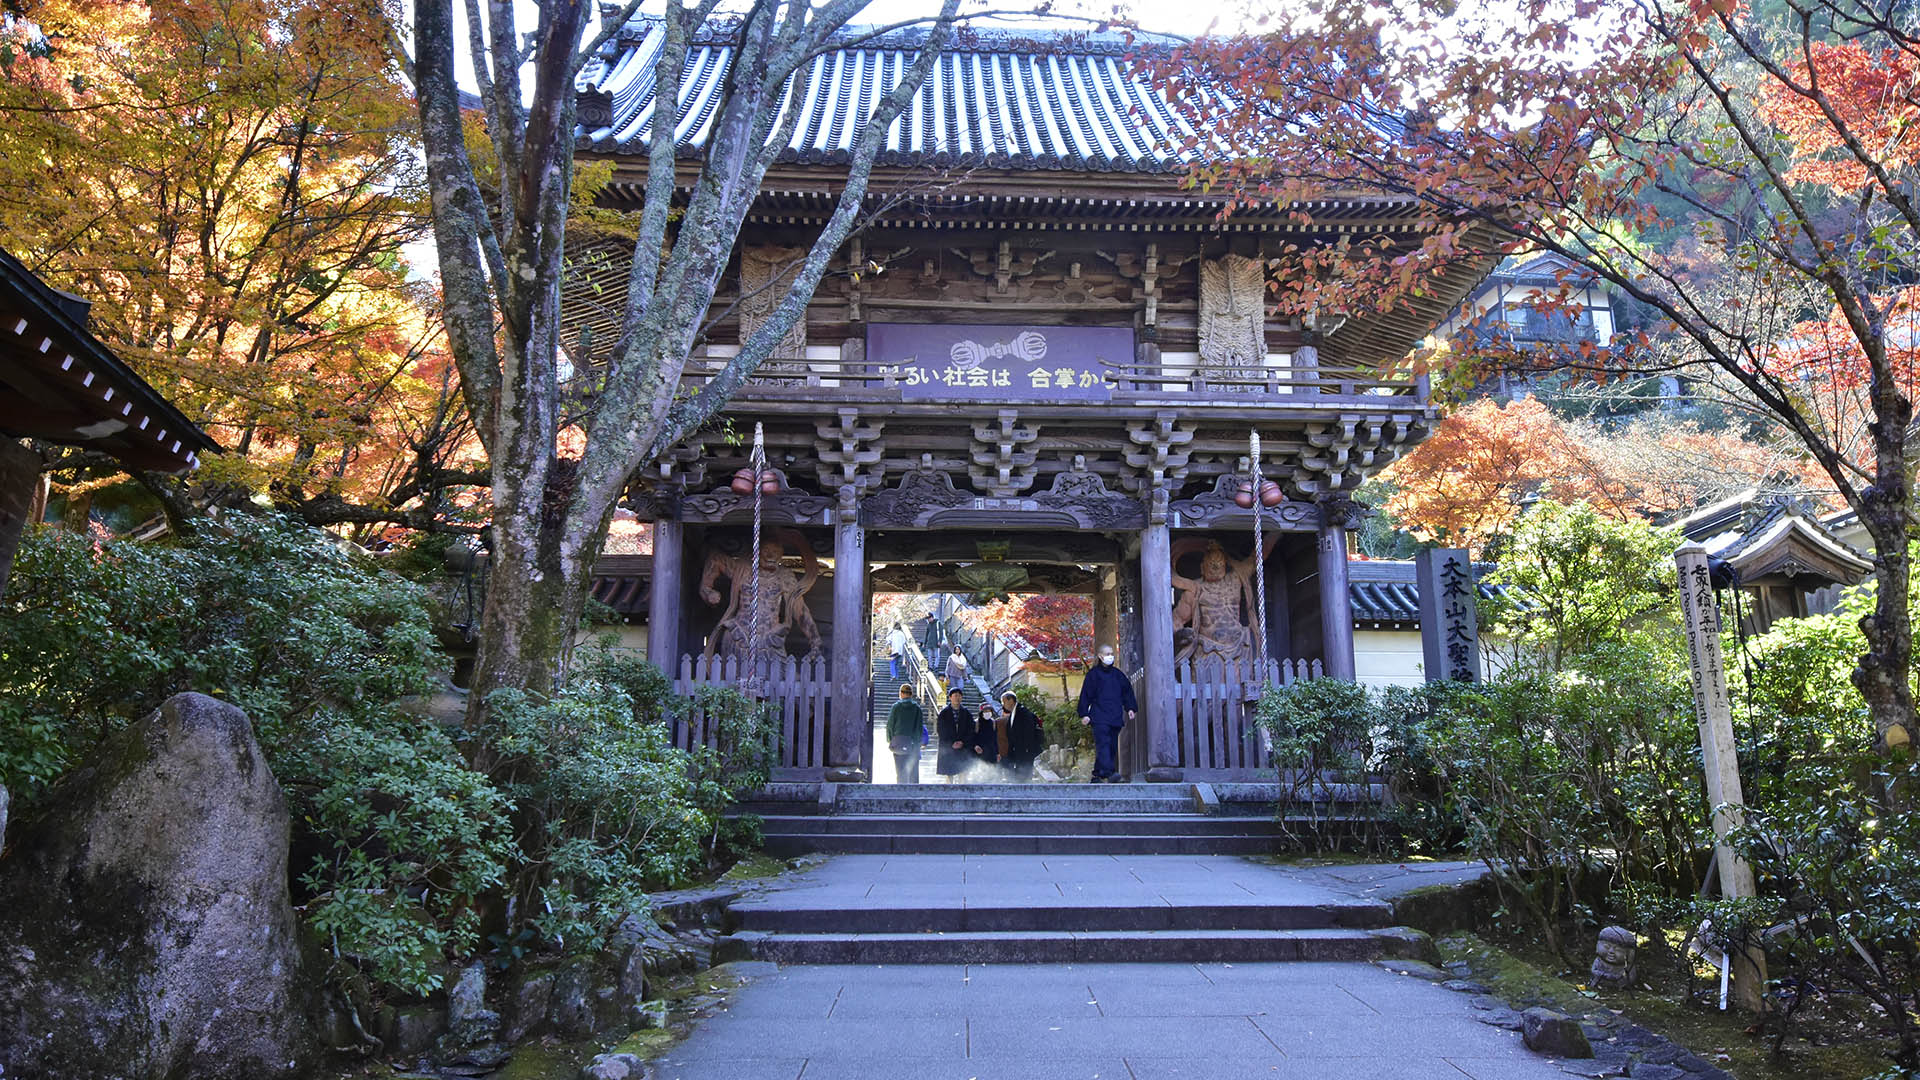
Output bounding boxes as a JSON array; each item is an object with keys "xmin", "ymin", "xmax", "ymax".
[
  {"xmin": 673, "ymin": 654, "xmax": 833, "ymax": 770},
  {"xmin": 1172, "ymin": 656, "xmax": 1321, "ymax": 774}
]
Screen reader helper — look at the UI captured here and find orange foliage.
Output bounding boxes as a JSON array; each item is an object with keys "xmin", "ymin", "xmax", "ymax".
[
  {"xmin": 1762, "ymin": 42, "xmax": 1920, "ymax": 190},
  {"xmin": 1382, "ymin": 397, "xmax": 1832, "ymax": 552},
  {"xmin": 1381, "ymin": 398, "xmax": 1602, "ymax": 551}
]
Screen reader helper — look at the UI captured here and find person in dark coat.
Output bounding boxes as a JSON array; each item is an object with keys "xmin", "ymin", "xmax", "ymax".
[
  {"xmin": 969, "ymin": 702, "xmax": 1000, "ymax": 766},
  {"xmin": 935, "ymin": 688, "xmax": 976, "ymax": 782},
  {"xmin": 999, "ymin": 691, "xmax": 1045, "ymax": 782},
  {"xmin": 1077, "ymin": 644, "xmax": 1137, "ymax": 782}
]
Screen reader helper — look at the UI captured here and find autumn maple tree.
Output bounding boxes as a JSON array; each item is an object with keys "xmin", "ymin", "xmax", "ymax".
[
  {"xmin": 1380, "ymin": 395, "xmax": 1833, "ymax": 552},
  {"xmin": 1380, "ymin": 397, "xmax": 1598, "ymax": 552},
  {"xmin": 1152, "ymin": 0, "xmax": 1920, "ymax": 750},
  {"xmin": 958, "ymin": 594, "xmax": 1095, "ymax": 662},
  {"xmin": 0, "ymin": 0, "xmax": 481, "ymax": 535}
]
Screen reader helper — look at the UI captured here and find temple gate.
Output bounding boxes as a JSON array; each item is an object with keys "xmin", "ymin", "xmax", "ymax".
[{"xmin": 567, "ymin": 21, "xmax": 1497, "ymax": 781}]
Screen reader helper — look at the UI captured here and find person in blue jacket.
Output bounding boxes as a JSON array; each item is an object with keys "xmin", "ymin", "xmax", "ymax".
[{"xmin": 1077, "ymin": 643, "xmax": 1137, "ymax": 782}]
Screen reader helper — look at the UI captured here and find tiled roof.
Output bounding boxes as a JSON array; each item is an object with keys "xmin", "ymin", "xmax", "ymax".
[
  {"xmin": 588, "ymin": 554, "xmax": 651, "ymax": 616},
  {"xmin": 576, "ymin": 21, "xmax": 1200, "ymax": 172},
  {"xmin": 1679, "ymin": 494, "xmax": 1871, "ymax": 585},
  {"xmin": 1348, "ymin": 559, "xmax": 1508, "ymax": 626}
]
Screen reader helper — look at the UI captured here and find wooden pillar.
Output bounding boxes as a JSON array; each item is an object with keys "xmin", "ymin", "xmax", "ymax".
[
  {"xmin": 0, "ymin": 438, "xmax": 41, "ymax": 601},
  {"xmin": 1316, "ymin": 500, "xmax": 1357, "ymax": 682},
  {"xmin": 1140, "ymin": 514, "xmax": 1179, "ymax": 779},
  {"xmin": 646, "ymin": 518, "xmax": 683, "ymax": 673},
  {"xmin": 1675, "ymin": 542, "xmax": 1767, "ymax": 1012},
  {"xmin": 827, "ymin": 491, "xmax": 869, "ymax": 781}
]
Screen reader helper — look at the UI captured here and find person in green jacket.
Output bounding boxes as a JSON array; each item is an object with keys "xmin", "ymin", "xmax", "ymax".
[{"xmin": 886, "ymin": 683, "xmax": 926, "ymax": 784}]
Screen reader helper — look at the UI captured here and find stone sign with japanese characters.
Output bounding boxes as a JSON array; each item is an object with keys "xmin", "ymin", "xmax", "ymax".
[
  {"xmin": 867, "ymin": 323, "xmax": 1129, "ymax": 402},
  {"xmin": 1416, "ymin": 548, "xmax": 1481, "ymax": 682}
]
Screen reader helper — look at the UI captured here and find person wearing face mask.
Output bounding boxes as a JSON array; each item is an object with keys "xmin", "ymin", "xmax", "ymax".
[
  {"xmin": 999, "ymin": 691, "xmax": 1045, "ymax": 782},
  {"xmin": 1077, "ymin": 644, "xmax": 1137, "ymax": 783}
]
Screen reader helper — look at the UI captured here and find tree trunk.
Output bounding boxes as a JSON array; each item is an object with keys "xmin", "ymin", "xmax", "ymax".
[
  {"xmin": 1854, "ymin": 489, "xmax": 1915, "ymax": 754},
  {"xmin": 463, "ymin": 511, "xmax": 593, "ymax": 725}
]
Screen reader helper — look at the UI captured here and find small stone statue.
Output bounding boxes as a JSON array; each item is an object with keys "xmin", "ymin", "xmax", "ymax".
[{"xmin": 1591, "ymin": 926, "xmax": 1639, "ymax": 989}]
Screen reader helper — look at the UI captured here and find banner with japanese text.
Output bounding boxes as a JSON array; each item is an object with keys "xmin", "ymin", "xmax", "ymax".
[{"xmin": 867, "ymin": 323, "xmax": 1131, "ymax": 402}]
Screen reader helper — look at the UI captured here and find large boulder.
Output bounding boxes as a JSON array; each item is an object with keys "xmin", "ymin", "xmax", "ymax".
[{"xmin": 0, "ymin": 692, "xmax": 312, "ymax": 1079}]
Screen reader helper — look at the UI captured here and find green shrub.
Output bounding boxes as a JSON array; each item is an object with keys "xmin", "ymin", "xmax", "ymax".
[
  {"xmin": 1012, "ymin": 683, "xmax": 1089, "ymax": 754},
  {"xmin": 1254, "ymin": 677, "xmax": 1378, "ymax": 846},
  {"xmin": 0, "ymin": 514, "xmax": 442, "ymax": 798},
  {"xmin": 0, "ymin": 519, "xmax": 777, "ymax": 1004},
  {"xmin": 1724, "ymin": 593, "xmax": 1918, "ymax": 1067},
  {"xmin": 1733, "ymin": 747, "xmax": 1920, "ymax": 1068},
  {"xmin": 278, "ymin": 708, "xmax": 514, "ymax": 997},
  {"xmin": 0, "ymin": 515, "xmax": 517, "ymax": 997},
  {"xmin": 1416, "ymin": 656, "xmax": 1703, "ymax": 957},
  {"xmin": 1375, "ymin": 679, "xmax": 1478, "ymax": 853},
  {"xmin": 1369, "ymin": 505, "xmax": 1706, "ymax": 956},
  {"xmin": 1255, "ymin": 677, "xmax": 1374, "ymax": 779},
  {"xmin": 480, "ymin": 673, "xmax": 777, "ymax": 952}
]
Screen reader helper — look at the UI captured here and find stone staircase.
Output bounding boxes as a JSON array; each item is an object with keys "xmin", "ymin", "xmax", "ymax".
[
  {"xmin": 714, "ymin": 851, "xmax": 1441, "ymax": 965},
  {"xmin": 745, "ymin": 782, "xmax": 1303, "ymax": 856}
]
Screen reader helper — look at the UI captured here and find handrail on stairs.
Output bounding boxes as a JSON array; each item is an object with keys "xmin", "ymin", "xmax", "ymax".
[{"xmin": 897, "ymin": 633, "xmax": 945, "ymax": 716}]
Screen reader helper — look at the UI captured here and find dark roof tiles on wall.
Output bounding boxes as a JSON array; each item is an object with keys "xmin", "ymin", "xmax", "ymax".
[
  {"xmin": 1347, "ymin": 558, "xmax": 1508, "ymax": 626},
  {"xmin": 576, "ymin": 20, "xmax": 1202, "ymax": 172}
]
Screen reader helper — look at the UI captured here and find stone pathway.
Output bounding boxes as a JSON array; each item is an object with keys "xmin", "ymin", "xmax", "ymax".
[
  {"xmin": 647, "ymin": 855, "xmax": 1582, "ymax": 1080},
  {"xmin": 649, "ymin": 960, "xmax": 1572, "ymax": 1080}
]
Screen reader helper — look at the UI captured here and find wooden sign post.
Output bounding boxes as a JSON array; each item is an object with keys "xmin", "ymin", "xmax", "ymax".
[{"xmin": 1673, "ymin": 542, "xmax": 1768, "ymax": 1013}]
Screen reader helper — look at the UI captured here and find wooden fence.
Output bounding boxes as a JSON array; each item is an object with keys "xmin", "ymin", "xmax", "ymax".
[
  {"xmin": 673, "ymin": 654, "xmax": 833, "ymax": 771},
  {"xmin": 1172, "ymin": 656, "xmax": 1322, "ymax": 774}
]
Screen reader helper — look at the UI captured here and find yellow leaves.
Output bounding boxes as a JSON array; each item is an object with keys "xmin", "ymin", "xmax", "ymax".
[{"xmin": 3, "ymin": 0, "xmax": 440, "ymax": 506}]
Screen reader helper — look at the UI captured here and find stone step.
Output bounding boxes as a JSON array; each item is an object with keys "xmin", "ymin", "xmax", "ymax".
[
  {"xmin": 760, "ymin": 832, "xmax": 1283, "ymax": 856},
  {"xmin": 846, "ymin": 782, "xmax": 1192, "ymax": 797},
  {"xmin": 731, "ymin": 900, "xmax": 1390, "ymax": 934},
  {"xmin": 718, "ymin": 927, "xmax": 1433, "ymax": 965},
  {"xmin": 823, "ymin": 797, "xmax": 1199, "ymax": 815},
  {"xmin": 758, "ymin": 813, "xmax": 1283, "ymax": 837}
]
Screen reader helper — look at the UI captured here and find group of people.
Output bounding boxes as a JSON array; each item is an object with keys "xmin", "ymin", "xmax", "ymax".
[
  {"xmin": 886, "ymin": 685, "xmax": 1044, "ymax": 783},
  {"xmin": 882, "ymin": 642, "xmax": 1138, "ymax": 785}
]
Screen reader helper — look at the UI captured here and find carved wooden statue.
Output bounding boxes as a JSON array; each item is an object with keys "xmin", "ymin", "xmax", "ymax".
[
  {"xmin": 1170, "ymin": 537, "xmax": 1275, "ymax": 666},
  {"xmin": 739, "ymin": 245, "xmax": 809, "ymax": 371},
  {"xmin": 698, "ymin": 537, "xmax": 822, "ymax": 662},
  {"xmin": 1198, "ymin": 254, "xmax": 1267, "ymax": 377}
]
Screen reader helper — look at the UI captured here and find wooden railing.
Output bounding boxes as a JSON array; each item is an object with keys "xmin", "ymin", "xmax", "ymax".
[
  {"xmin": 683, "ymin": 356, "xmax": 1426, "ymax": 403},
  {"xmin": 1172, "ymin": 656, "xmax": 1322, "ymax": 774},
  {"xmin": 673, "ymin": 654, "xmax": 833, "ymax": 771}
]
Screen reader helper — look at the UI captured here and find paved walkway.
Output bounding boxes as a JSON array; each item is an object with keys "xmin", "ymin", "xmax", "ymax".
[{"xmin": 651, "ymin": 855, "xmax": 1575, "ymax": 1080}]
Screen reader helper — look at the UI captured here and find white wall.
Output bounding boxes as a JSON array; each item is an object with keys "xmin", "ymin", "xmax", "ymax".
[{"xmin": 1355, "ymin": 628, "xmax": 1426, "ymax": 689}]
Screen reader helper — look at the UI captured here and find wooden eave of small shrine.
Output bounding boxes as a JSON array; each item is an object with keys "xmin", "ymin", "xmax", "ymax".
[
  {"xmin": 1722, "ymin": 513, "xmax": 1874, "ymax": 588},
  {"xmin": 0, "ymin": 249, "xmax": 216, "ymax": 473}
]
